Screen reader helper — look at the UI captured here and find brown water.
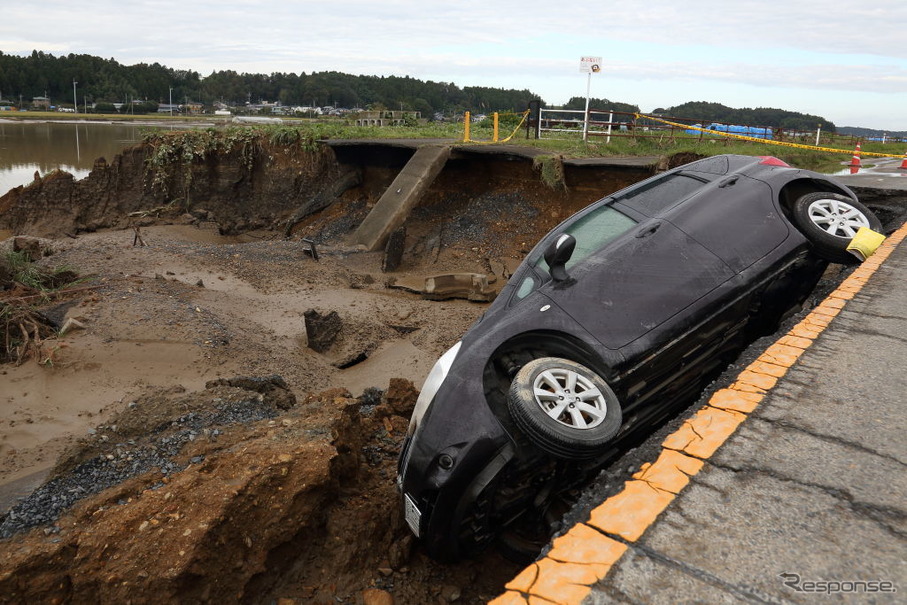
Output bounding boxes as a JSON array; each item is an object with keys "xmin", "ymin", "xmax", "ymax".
[{"xmin": 0, "ymin": 121, "xmax": 165, "ymax": 195}]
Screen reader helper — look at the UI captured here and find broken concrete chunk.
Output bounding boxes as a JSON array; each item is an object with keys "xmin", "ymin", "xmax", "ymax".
[
  {"xmin": 382, "ymin": 226, "xmax": 406, "ymax": 273},
  {"xmin": 304, "ymin": 309, "xmax": 342, "ymax": 353},
  {"xmin": 424, "ymin": 273, "xmax": 495, "ymax": 302}
]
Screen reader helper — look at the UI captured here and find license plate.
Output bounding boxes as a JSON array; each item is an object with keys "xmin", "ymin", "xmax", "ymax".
[{"xmin": 403, "ymin": 494, "xmax": 422, "ymax": 537}]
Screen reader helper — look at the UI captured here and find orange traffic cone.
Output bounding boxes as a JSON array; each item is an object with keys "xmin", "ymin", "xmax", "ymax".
[
  {"xmin": 899, "ymin": 151, "xmax": 907, "ymax": 170},
  {"xmin": 850, "ymin": 142, "xmax": 862, "ymax": 167}
]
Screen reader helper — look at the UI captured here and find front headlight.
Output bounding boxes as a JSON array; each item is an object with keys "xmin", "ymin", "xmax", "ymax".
[{"xmin": 406, "ymin": 341, "xmax": 462, "ymax": 438}]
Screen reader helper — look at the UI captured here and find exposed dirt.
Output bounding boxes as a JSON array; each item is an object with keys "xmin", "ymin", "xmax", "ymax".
[{"xmin": 0, "ymin": 140, "xmax": 659, "ymax": 603}]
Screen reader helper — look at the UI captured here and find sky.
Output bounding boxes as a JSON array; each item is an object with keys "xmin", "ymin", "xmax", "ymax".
[{"xmin": 2, "ymin": 0, "xmax": 905, "ymax": 131}]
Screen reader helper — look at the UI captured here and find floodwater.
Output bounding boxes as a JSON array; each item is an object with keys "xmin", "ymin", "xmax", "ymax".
[{"xmin": 0, "ymin": 121, "xmax": 165, "ymax": 196}]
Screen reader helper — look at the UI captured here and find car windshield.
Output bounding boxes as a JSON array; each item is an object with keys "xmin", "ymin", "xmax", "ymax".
[{"xmin": 514, "ymin": 205, "xmax": 637, "ymax": 301}]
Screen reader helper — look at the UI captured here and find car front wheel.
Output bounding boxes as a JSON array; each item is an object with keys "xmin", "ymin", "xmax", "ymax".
[
  {"xmin": 792, "ymin": 192, "xmax": 882, "ymax": 263},
  {"xmin": 507, "ymin": 357, "xmax": 622, "ymax": 459}
]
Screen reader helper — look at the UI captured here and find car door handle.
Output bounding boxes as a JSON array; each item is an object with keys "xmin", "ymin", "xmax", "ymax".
[
  {"xmin": 718, "ymin": 176, "xmax": 739, "ymax": 188},
  {"xmin": 636, "ymin": 222, "xmax": 661, "ymax": 238}
]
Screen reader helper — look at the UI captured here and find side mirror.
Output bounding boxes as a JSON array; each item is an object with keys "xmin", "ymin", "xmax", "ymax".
[{"xmin": 544, "ymin": 234, "xmax": 576, "ymax": 282}]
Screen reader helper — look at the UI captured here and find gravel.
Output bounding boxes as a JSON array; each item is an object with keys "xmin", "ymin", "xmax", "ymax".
[{"xmin": 0, "ymin": 379, "xmax": 289, "ymax": 539}]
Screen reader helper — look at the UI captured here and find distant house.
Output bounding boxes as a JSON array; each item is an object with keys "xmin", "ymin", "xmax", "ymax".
[
  {"xmin": 355, "ymin": 110, "xmax": 420, "ymax": 127},
  {"xmin": 32, "ymin": 96, "xmax": 50, "ymax": 109}
]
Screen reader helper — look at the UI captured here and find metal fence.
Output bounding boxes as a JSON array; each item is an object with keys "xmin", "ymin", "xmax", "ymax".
[{"xmin": 532, "ymin": 107, "xmax": 903, "ymax": 147}]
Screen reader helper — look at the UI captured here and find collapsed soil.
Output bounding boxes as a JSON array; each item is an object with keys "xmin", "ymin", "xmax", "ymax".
[{"xmin": 0, "ymin": 183, "xmax": 581, "ymax": 602}]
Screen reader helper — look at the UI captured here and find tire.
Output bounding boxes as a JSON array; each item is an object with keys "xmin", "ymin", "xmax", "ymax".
[
  {"xmin": 507, "ymin": 357, "xmax": 621, "ymax": 459},
  {"xmin": 792, "ymin": 192, "xmax": 882, "ymax": 263}
]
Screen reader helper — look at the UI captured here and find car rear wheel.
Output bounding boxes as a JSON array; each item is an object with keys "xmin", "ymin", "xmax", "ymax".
[
  {"xmin": 792, "ymin": 192, "xmax": 882, "ymax": 263},
  {"xmin": 507, "ymin": 357, "xmax": 621, "ymax": 459}
]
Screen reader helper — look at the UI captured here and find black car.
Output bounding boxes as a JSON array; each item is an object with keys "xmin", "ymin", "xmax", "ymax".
[{"xmin": 396, "ymin": 154, "xmax": 881, "ymax": 561}]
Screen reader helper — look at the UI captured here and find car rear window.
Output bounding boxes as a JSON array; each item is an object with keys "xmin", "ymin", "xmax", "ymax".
[{"xmin": 621, "ymin": 173, "xmax": 710, "ymax": 216}]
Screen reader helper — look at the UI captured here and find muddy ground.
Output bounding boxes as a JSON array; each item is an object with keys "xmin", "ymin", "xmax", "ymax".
[
  {"xmin": 5, "ymin": 136, "xmax": 899, "ymax": 604},
  {"xmin": 0, "ymin": 141, "xmax": 635, "ymax": 604}
]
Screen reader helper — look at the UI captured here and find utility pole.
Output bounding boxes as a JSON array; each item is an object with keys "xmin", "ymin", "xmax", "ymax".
[
  {"xmin": 169, "ymin": 87, "xmax": 173, "ymax": 117},
  {"xmin": 73, "ymin": 79, "xmax": 78, "ymax": 114}
]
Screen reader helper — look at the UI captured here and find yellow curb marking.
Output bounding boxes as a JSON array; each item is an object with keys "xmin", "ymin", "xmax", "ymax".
[
  {"xmin": 632, "ymin": 448, "xmax": 704, "ymax": 494},
  {"xmin": 586, "ymin": 480, "xmax": 676, "ymax": 541},
  {"xmin": 496, "ymin": 220, "xmax": 907, "ymax": 604}
]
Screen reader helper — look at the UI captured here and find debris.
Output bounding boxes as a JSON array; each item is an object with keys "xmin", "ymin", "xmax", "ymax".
[
  {"xmin": 59, "ymin": 317, "xmax": 86, "ymax": 336},
  {"xmin": 423, "ymin": 273, "xmax": 495, "ymax": 302},
  {"xmin": 303, "ymin": 310, "xmax": 342, "ymax": 353},
  {"xmin": 13, "ymin": 236, "xmax": 53, "ymax": 260},
  {"xmin": 362, "ymin": 588, "xmax": 394, "ymax": 605},
  {"xmin": 301, "ymin": 238, "xmax": 319, "ymax": 261},
  {"xmin": 383, "ymin": 378, "xmax": 418, "ymax": 416},
  {"xmin": 382, "ymin": 226, "xmax": 406, "ymax": 273}
]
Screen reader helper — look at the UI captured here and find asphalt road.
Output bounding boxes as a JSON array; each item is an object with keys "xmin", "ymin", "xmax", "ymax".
[
  {"xmin": 493, "ymin": 191, "xmax": 906, "ymax": 605},
  {"xmin": 580, "ymin": 225, "xmax": 907, "ymax": 604}
]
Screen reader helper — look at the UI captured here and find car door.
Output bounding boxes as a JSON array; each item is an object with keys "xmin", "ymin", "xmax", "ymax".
[
  {"xmin": 665, "ymin": 174, "xmax": 790, "ymax": 273},
  {"xmin": 536, "ymin": 202, "xmax": 735, "ymax": 352}
]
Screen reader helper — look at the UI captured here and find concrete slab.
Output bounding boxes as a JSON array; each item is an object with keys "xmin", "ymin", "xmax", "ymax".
[{"xmin": 352, "ymin": 145, "xmax": 450, "ymax": 251}]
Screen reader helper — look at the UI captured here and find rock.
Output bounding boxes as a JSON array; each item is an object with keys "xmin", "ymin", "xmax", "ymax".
[
  {"xmin": 362, "ymin": 588, "xmax": 394, "ymax": 605},
  {"xmin": 388, "ymin": 534, "xmax": 414, "ymax": 570},
  {"xmin": 383, "ymin": 378, "xmax": 419, "ymax": 416},
  {"xmin": 204, "ymin": 375, "xmax": 297, "ymax": 410},
  {"xmin": 382, "ymin": 226, "xmax": 406, "ymax": 273},
  {"xmin": 13, "ymin": 236, "xmax": 52, "ymax": 260},
  {"xmin": 441, "ymin": 585, "xmax": 462, "ymax": 602},
  {"xmin": 303, "ymin": 309, "xmax": 342, "ymax": 353}
]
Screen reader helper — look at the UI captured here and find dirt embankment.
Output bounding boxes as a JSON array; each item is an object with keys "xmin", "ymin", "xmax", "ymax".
[{"xmin": 0, "ymin": 135, "xmax": 661, "ymax": 603}]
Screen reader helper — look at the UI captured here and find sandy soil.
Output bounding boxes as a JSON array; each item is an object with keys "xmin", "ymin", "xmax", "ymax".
[
  {"xmin": 0, "ymin": 213, "xmax": 534, "ymax": 603},
  {"xmin": 0, "ymin": 222, "xmax": 488, "ymax": 481}
]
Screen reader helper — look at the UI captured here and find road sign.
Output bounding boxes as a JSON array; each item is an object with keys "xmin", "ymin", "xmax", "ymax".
[{"xmin": 580, "ymin": 56, "xmax": 602, "ymax": 74}]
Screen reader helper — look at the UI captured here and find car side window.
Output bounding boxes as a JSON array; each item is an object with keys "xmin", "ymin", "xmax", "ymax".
[
  {"xmin": 621, "ymin": 173, "xmax": 712, "ymax": 216},
  {"xmin": 512, "ymin": 205, "xmax": 637, "ymax": 302}
]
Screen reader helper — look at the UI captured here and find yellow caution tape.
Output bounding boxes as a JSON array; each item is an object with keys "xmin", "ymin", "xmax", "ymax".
[
  {"xmin": 846, "ymin": 227, "xmax": 887, "ymax": 261},
  {"xmin": 634, "ymin": 113, "xmax": 902, "ymax": 158},
  {"xmin": 462, "ymin": 110, "xmax": 530, "ymax": 145}
]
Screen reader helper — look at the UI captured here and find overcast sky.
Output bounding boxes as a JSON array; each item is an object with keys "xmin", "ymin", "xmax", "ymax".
[{"xmin": 2, "ymin": 0, "xmax": 904, "ymax": 130}]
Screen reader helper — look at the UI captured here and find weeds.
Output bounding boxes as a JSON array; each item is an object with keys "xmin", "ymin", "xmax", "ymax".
[
  {"xmin": 533, "ymin": 155, "xmax": 566, "ymax": 190},
  {"xmin": 1, "ymin": 250, "xmax": 84, "ymax": 365}
]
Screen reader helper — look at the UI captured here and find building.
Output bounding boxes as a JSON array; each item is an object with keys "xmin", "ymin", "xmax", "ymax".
[{"xmin": 355, "ymin": 110, "xmax": 420, "ymax": 127}]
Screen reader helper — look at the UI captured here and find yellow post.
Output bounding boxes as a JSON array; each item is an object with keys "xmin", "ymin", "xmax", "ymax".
[
  {"xmin": 493, "ymin": 113, "xmax": 499, "ymax": 143},
  {"xmin": 464, "ymin": 111, "xmax": 471, "ymax": 142}
]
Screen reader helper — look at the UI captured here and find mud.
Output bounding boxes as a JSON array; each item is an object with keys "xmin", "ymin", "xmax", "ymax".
[
  {"xmin": 5, "ymin": 135, "xmax": 899, "ymax": 604},
  {"xmin": 0, "ymin": 137, "xmax": 654, "ymax": 604}
]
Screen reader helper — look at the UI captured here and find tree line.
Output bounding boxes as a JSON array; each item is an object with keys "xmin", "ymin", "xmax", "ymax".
[
  {"xmin": 0, "ymin": 51, "xmax": 838, "ymax": 131},
  {"xmin": 652, "ymin": 101, "xmax": 836, "ymax": 133},
  {"xmin": 0, "ymin": 51, "xmax": 540, "ymax": 116}
]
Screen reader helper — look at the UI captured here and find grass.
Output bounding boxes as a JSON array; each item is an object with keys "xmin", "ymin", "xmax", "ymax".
[
  {"xmin": 6, "ymin": 112, "xmax": 902, "ymax": 174},
  {"xmin": 2, "ymin": 250, "xmax": 81, "ymax": 291}
]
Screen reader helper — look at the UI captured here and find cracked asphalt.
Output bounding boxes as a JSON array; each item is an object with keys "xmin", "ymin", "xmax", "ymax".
[
  {"xmin": 494, "ymin": 221, "xmax": 906, "ymax": 605},
  {"xmin": 584, "ymin": 227, "xmax": 907, "ymax": 604}
]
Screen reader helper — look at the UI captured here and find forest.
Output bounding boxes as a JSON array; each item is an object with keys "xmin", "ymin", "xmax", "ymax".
[
  {"xmin": 0, "ymin": 51, "xmax": 842, "ymax": 131},
  {"xmin": 0, "ymin": 51, "xmax": 539, "ymax": 116}
]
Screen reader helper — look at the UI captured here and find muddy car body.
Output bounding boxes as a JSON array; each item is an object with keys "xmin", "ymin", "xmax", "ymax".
[{"xmin": 397, "ymin": 154, "xmax": 881, "ymax": 560}]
